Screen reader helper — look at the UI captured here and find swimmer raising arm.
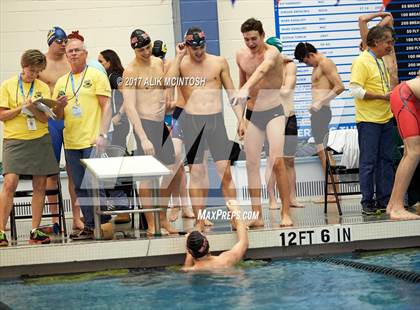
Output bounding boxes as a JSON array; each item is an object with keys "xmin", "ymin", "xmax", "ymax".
[
  {"xmin": 182, "ymin": 200, "xmax": 248, "ymax": 271},
  {"xmin": 359, "ymin": 12, "xmax": 394, "ymax": 51}
]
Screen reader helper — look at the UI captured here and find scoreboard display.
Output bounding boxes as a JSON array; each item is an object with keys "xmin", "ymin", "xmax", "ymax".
[
  {"xmin": 274, "ymin": 0, "xmax": 420, "ymax": 149},
  {"xmin": 387, "ymin": 1, "xmax": 420, "ymax": 80}
]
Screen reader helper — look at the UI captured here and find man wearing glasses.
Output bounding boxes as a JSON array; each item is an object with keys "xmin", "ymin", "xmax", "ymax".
[
  {"xmin": 166, "ymin": 26, "xmax": 242, "ymax": 232},
  {"xmin": 52, "ymin": 32, "xmax": 113, "ymax": 239},
  {"xmin": 39, "ymin": 27, "xmax": 85, "ymax": 235},
  {"xmin": 349, "ymin": 26, "xmax": 396, "ymax": 215}
]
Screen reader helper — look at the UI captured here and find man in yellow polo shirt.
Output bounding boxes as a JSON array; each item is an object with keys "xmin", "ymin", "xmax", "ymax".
[
  {"xmin": 53, "ymin": 32, "xmax": 112, "ymax": 240},
  {"xmin": 350, "ymin": 25, "xmax": 396, "ymax": 215}
]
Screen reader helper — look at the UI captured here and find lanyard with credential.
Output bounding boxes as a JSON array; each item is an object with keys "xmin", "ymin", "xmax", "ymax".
[
  {"xmin": 17, "ymin": 74, "xmax": 34, "ymax": 103},
  {"xmin": 67, "ymin": 65, "xmax": 88, "ymax": 105},
  {"xmin": 368, "ymin": 49, "xmax": 390, "ymax": 93}
]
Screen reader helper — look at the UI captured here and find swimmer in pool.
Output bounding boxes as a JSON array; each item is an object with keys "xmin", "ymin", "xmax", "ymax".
[{"xmin": 182, "ymin": 200, "xmax": 248, "ymax": 271}]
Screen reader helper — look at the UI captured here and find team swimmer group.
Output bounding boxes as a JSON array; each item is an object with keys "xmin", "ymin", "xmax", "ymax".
[{"xmin": 0, "ymin": 14, "xmax": 419, "ymax": 268}]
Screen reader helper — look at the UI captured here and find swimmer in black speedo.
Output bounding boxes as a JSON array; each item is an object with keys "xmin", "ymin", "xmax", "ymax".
[
  {"xmin": 264, "ymin": 36, "xmax": 304, "ymax": 210},
  {"xmin": 183, "ymin": 200, "xmax": 248, "ymax": 271},
  {"xmin": 236, "ymin": 18, "xmax": 292, "ymax": 227}
]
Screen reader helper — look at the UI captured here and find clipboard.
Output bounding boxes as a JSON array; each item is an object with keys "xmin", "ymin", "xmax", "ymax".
[
  {"xmin": 33, "ymin": 98, "xmax": 58, "ymax": 108},
  {"xmin": 33, "ymin": 98, "xmax": 57, "ymax": 119}
]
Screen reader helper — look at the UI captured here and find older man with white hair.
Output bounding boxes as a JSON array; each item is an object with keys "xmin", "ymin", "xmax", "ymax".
[{"xmin": 53, "ymin": 31, "xmax": 112, "ymax": 240}]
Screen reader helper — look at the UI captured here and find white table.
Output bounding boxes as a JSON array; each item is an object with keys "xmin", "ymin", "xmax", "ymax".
[{"xmin": 81, "ymin": 155, "xmax": 171, "ymax": 239}]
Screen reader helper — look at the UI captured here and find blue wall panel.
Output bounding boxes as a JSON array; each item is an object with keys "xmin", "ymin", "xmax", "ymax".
[
  {"xmin": 179, "ymin": 0, "xmax": 220, "ymax": 55},
  {"xmin": 178, "ymin": 0, "xmax": 222, "ymax": 204}
]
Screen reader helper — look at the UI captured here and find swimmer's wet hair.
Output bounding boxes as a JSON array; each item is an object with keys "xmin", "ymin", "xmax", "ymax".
[
  {"xmin": 294, "ymin": 42, "xmax": 317, "ymax": 62},
  {"xmin": 187, "ymin": 231, "xmax": 209, "ymax": 259},
  {"xmin": 186, "ymin": 26, "xmax": 203, "ymax": 36},
  {"xmin": 241, "ymin": 18, "xmax": 264, "ymax": 35},
  {"xmin": 21, "ymin": 49, "xmax": 47, "ymax": 70}
]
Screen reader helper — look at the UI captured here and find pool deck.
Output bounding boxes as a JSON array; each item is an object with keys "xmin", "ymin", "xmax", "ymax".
[{"xmin": 1, "ymin": 199, "xmax": 420, "ymax": 279}]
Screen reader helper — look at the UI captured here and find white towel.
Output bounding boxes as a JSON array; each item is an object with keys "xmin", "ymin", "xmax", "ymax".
[{"xmin": 328, "ymin": 129, "xmax": 359, "ymax": 169}]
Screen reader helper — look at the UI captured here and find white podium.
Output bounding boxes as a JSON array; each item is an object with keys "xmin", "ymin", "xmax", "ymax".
[{"xmin": 81, "ymin": 155, "xmax": 171, "ymax": 239}]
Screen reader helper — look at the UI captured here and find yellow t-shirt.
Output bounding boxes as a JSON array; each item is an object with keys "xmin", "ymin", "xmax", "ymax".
[
  {"xmin": 0, "ymin": 75, "xmax": 51, "ymax": 140},
  {"xmin": 53, "ymin": 66, "xmax": 111, "ymax": 149},
  {"xmin": 350, "ymin": 50, "xmax": 393, "ymax": 124}
]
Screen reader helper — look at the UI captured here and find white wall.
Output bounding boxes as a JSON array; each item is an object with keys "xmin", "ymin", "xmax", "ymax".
[
  {"xmin": 0, "ymin": 0, "xmax": 175, "ymax": 81},
  {"xmin": 217, "ymin": 0, "xmax": 275, "ymax": 138},
  {"xmin": 0, "ymin": 0, "xmax": 278, "ymax": 158},
  {"xmin": 0, "ymin": 0, "xmax": 176, "ymax": 160}
]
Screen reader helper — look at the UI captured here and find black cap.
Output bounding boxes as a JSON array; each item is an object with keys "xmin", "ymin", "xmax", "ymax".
[
  {"xmin": 187, "ymin": 231, "xmax": 209, "ymax": 258},
  {"xmin": 184, "ymin": 27, "xmax": 206, "ymax": 48},
  {"xmin": 130, "ymin": 29, "xmax": 151, "ymax": 49}
]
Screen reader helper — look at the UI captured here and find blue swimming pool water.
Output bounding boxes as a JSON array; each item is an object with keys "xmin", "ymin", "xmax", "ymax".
[
  {"xmin": 349, "ymin": 248, "xmax": 420, "ymax": 273},
  {"xmin": 1, "ymin": 249, "xmax": 419, "ymax": 310}
]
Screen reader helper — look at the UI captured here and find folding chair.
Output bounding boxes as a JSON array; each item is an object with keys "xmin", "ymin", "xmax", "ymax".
[
  {"xmin": 323, "ymin": 131, "xmax": 360, "ymax": 216},
  {"xmin": 10, "ymin": 176, "xmax": 67, "ymax": 241}
]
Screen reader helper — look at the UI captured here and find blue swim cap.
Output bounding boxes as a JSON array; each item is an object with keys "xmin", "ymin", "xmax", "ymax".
[{"xmin": 47, "ymin": 26, "xmax": 67, "ymax": 46}]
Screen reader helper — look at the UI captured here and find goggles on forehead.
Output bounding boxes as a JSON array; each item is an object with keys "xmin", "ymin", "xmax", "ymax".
[{"xmin": 185, "ymin": 32, "xmax": 206, "ymax": 48}]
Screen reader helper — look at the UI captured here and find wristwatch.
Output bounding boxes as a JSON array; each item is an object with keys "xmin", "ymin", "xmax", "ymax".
[{"xmin": 99, "ymin": 133, "xmax": 108, "ymax": 139}]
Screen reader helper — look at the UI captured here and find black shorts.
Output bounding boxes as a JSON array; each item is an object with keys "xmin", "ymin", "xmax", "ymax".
[
  {"xmin": 284, "ymin": 114, "xmax": 298, "ymax": 157},
  {"xmin": 134, "ymin": 118, "xmax": 175, "ymax": 165},
  {"xmin": 310, "ymin": 106, "xmax": 332, "ymax": 144},
  {"xmin": 245, "ymin": 105, "xmax": 284, "ymax": 131},
  {"xmin": 182, "ymin": 112, "xmax": 233, "ymax": 165}
]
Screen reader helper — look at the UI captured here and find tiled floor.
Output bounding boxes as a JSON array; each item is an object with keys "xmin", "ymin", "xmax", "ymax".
[{"xmin": 6, "ymin": 198, "xmax": 418, "ymax": 247}]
